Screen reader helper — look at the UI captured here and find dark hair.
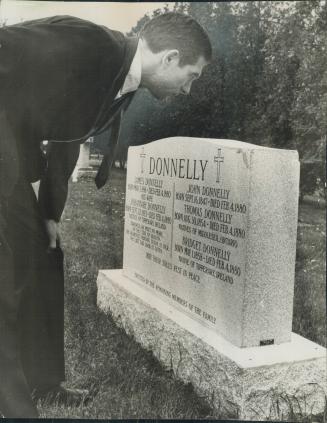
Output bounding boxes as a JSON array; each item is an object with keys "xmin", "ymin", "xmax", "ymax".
[{"xmin": 139, "ymin": 12, "xmax": 212, "ymax": 66}]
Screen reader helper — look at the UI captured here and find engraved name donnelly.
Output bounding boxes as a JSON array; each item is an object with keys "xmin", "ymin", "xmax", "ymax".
[{"xmin": 148, "ymin": 157, "xmax": 208, "ymax": 181}]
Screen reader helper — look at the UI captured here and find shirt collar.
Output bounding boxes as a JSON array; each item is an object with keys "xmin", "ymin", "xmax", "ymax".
[{"xmin": 115, "ymin": 39, "xmax": 142, "ymax": 100}]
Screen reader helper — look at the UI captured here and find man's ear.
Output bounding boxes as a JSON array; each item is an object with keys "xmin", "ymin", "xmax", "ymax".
[{"xmin": 162, "ymin": 50, "xmax": 180, "ymax": 67}]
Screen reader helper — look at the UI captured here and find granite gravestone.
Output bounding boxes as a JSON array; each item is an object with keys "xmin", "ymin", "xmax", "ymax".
[
  {"xmin": 122, "ymin": 137, "xmax": 299, "ymax": 348},
  {"xmin": 72, "ymin": 137, "xmax": 94, "ymax": 182},
  {"xmin": 97, "ymin": 137, "xmax": 326, "ymax": 420}
]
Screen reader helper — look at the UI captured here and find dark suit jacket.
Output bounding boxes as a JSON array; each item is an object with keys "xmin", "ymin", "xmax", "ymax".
[{"xmin": 0, "ymin": 15, "xmax": 138, "ymax": 220}]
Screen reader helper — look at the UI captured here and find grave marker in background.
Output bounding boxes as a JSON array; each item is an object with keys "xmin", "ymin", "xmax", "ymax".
[{"xmin": 72, "ymin": 137, "xmax": 94, "ymax": 182}]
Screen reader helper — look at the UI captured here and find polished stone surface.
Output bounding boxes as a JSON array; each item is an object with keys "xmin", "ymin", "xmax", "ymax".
[{"xmin": 123, "ymin": 138, "xmax": 300, "ymax": 347}]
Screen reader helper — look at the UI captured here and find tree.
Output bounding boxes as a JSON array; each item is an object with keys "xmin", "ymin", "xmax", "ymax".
[{"xmin": 106, "ymin": 1, "xmax": 325, "ymax": 198}]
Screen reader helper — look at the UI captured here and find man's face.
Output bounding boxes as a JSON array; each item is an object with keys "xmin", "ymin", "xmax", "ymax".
[{"xmin": 147, "ymin": 53, "xmax": 208, "ymax": 100}]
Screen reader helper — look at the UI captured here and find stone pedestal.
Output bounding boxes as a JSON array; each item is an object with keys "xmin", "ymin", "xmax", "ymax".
[{"xmin": 97, "ymin": 269, "xmax": 326, "ymax": 421}]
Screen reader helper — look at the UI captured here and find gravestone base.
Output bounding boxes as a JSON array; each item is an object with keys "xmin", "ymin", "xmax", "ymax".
[
  {"xmin": 77, "ymin": 167, "xmax": 96, "ymax": 177},
  {"xmin": 97, "ymin": 269, "xmax": 326, "ymax": 421},
  {"xmin": 72, "ymin": 167, "xmax": 96, "ymax": 182}
]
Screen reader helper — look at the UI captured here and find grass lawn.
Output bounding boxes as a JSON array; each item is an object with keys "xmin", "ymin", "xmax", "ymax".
[{"xmin": 38, "ymin": 168, "xmax": 326, "ymax": 420}]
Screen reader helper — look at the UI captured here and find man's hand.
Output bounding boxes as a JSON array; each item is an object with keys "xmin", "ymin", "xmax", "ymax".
[{"xmin": 44, "ymin": 219, "xmax": 60, "ymax": 249}]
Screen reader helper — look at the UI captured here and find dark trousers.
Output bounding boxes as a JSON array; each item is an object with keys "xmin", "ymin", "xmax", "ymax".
[{"xmin": 0, "ymin": 179, "xmax": 65, "ymax": 417}]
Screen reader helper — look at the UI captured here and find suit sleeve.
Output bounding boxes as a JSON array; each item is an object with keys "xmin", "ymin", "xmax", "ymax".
[
  {"xmin": 38, "ymin": 141, "xmax": 80, "ymax": 222},
  {"xmin": 0, "ymin": 110, "xmax": 19, "ymax": 199}
]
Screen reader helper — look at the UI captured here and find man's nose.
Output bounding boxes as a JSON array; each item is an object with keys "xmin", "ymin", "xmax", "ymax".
[{"xmin": 181, "ymin": 83, "xmax": 192, "ymax": 95}]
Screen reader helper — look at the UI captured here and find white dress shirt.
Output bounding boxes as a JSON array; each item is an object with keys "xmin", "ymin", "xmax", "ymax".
[{"xmin": 115, "ymin": 39, "xmax": 142, "ymax": 100}]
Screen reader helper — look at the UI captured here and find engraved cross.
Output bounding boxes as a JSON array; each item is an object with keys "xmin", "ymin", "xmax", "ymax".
[
  {"xmin": 140, "ymin": 147, "xmax": 146, "ymax": 173},
  {"xmin": 214, "ymin": 148, "xmax": 224, "ymax": 183}
]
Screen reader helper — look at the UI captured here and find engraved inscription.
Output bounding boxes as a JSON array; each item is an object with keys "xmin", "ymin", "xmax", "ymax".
[{"xmin": 124, "ymin": 145, "xmax": 248, "ymax": 329}]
